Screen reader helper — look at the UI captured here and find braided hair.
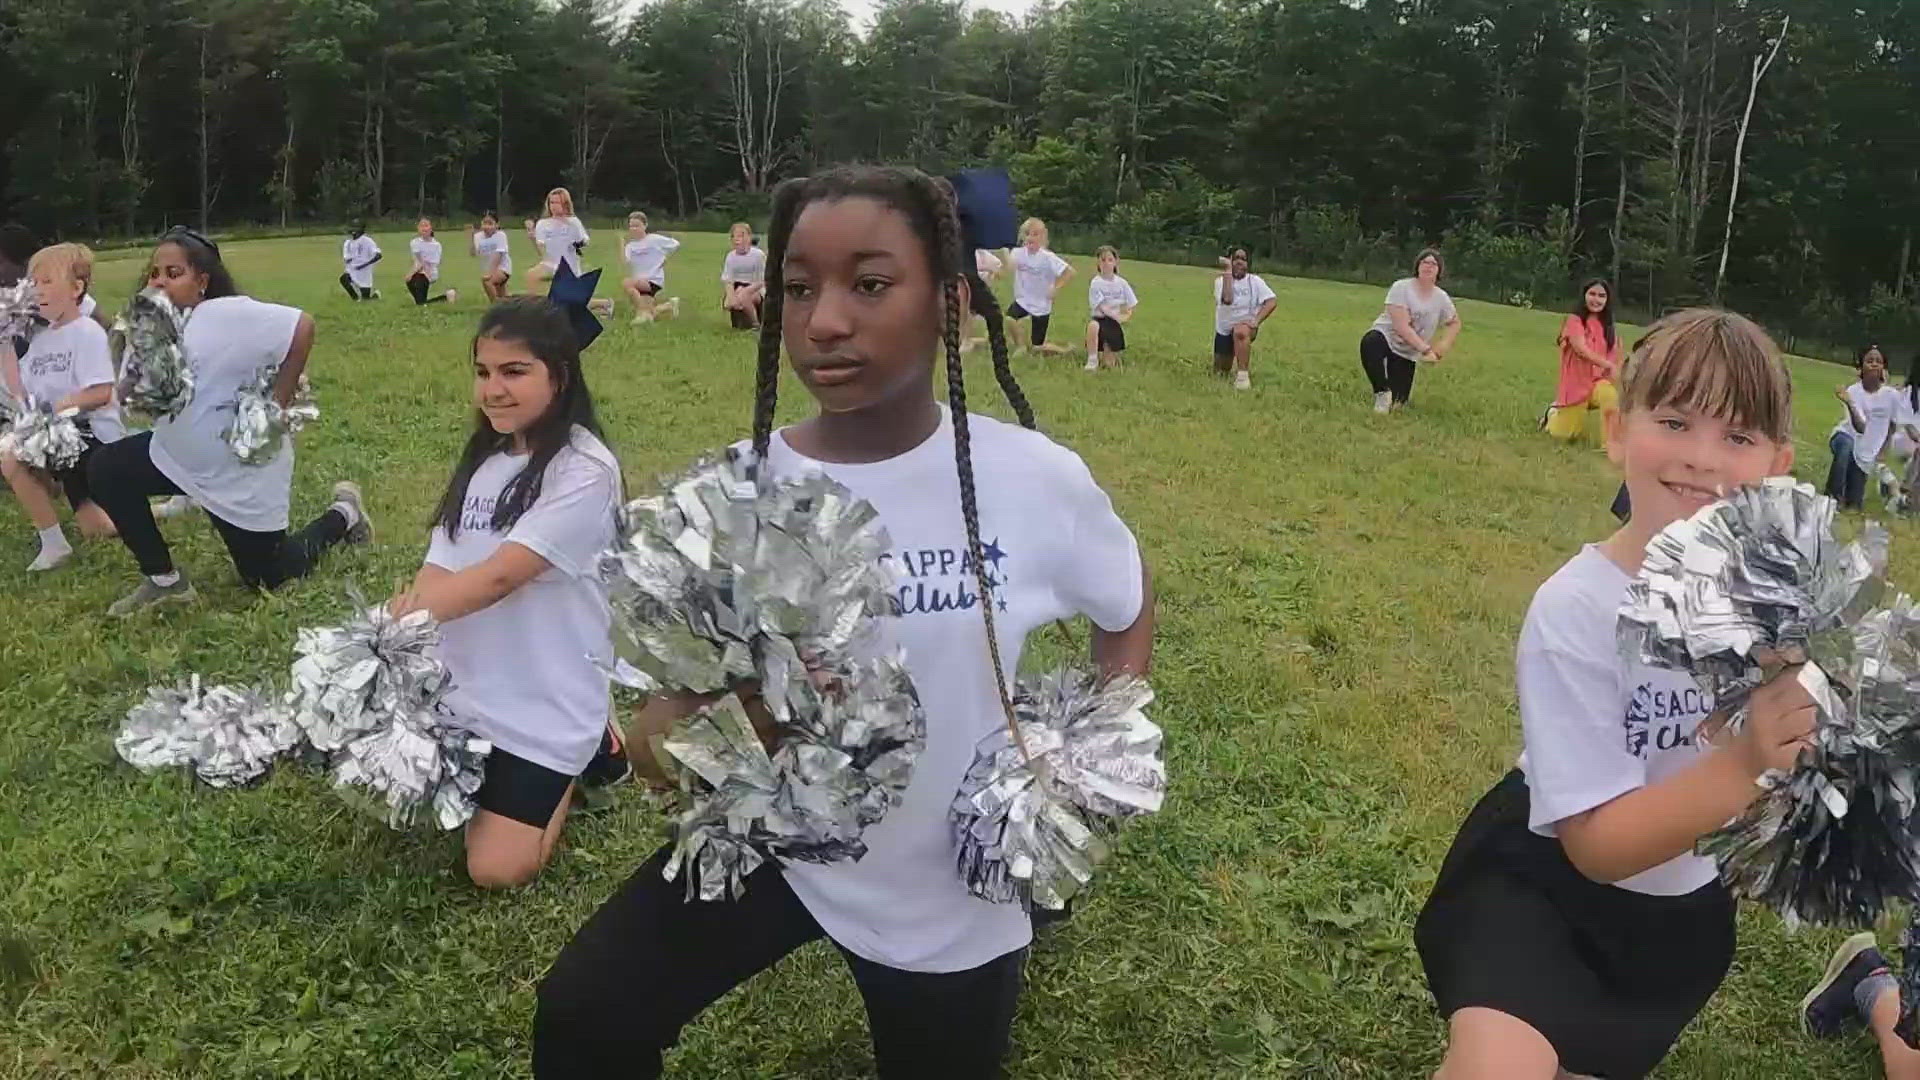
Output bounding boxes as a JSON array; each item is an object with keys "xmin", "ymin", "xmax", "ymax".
[{"xmin": 750, "ymin": 164, "xmax": 1036, "ymax": 745}]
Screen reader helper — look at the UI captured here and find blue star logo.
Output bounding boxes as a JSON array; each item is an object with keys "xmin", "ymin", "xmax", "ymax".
[{"xmin": 981, "ymin": 538, "xmax": 1007, "ymax": 568}]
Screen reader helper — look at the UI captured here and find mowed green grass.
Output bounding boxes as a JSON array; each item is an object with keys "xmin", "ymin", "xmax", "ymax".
[{"xmin": 0, "ymin": 228, "xmax": 1909, "ymax": 1078}]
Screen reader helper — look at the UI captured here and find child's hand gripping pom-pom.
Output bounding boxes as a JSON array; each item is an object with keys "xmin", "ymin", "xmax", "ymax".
[
  {"xmin": 0, "ymin": 279, "xmax": 39, "ymax": 346},
  {"xmin": 949, "ymin": 668, "xmax": 1166, "ymax": 911},
  {"xmin": 1618, "ymin": 477, "xmax": 1920, "ymax": 926},
  {"xmin": 225, "ymin": 362, "xmax": 319, "ymax": 465},
  {"xmin": 0, "ymin": 400, "xmax": 87, "ymax": 471},
  {"xmin": 114, "ymin": 676, "xmax": 304, "ymax": 788},
  {"xmin": 112, "ymin": 288, "xmax": 194, "ymax": 421},
  {"xmin": 601, "ymin": 450, "xmax": 928, "ymax": 899}
]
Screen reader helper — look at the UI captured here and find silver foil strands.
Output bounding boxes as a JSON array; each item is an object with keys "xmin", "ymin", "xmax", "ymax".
[
  {"xmin": 0, "ymin": 279, "xmax": 38, "ymax": 345},
  {"xmin": 950, "ymin": 669, "xmax": 1166, "ymax": 911},
  {"xmin": 113, "ymin": 288, "xmax": 194, "ymax": 421},
  {"xmin": 225, "ymin": 364, "xmax": 318, "ymax": 465},
  {"xmin": 114, "ymin": 676, "xmax": 304, "ymax": 788},
  {"xmin": 0, "ymin": 404, "xmax": 86, "ymax": 471},
  {"xmin": 660, "ymin": 652, "xmax": 927, "ymax": 902},
  {"xmin": 1620, "ymin": 477, "xmax": 1887, "ymax": 726},
  {"xmin": 600, "ymin": 449, "xmax": 896, "ymax": 712},
  {"xmin": 1696, "ymin": 598, "xmax": 1920, "ymax": 927},
  {"xmin": 1619, "ymin": 477, "xmax": 1920, "ymax": 926},
  {"xmin": 331, "ymin": 704, "xmax": 492, "ymax": 831},
  {"xmin": 289, "ymin": 602, "xmax": 452, "ymax": 752}
]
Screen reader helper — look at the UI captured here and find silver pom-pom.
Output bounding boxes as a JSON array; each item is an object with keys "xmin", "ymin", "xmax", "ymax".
[
  {"xmin": 0, "ymin": 279, "xmax": 39, "ymax": 346},
  {"xmin": 1619, "ymin": 478, "xmax": 1920, "ymax": 926},
  {"xmin": 331, "ymin": 704, "xmax": 491, "ymax": 830},
  {"xmin": 0, "ymin": 403, "xmax": 87, "ymax": 471},
  {"xmin": 225, "ymin": 363, "xmax": 318, "ymax": 465},
  {"xmin": 950, "ymin": 669, "xmax": 1166, "ymax": 910},
  {"xmin": 114, "ymin": 676, "xmax": 304, "ymax": 788},
  {"xmin": 288, "ymin": 601, "xmax": 451, "ymax": 753},
  {"xmin": 660, "ymin": 651, "xmax": 927, "ymax": 901},
  {"xmin": 600, "ymin": 449, "xmax": 896, "ymax": 719},
  {"xmin": 1619, "ymin": 476, "xmax": 1886, "ymax": 727},
  {"xmin": 113, "ymin": 288, "xmax": 194, "ymax": 421}
]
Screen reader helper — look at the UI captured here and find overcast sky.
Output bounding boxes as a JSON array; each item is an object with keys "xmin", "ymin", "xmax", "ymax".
[{"xmin": 621, "ymin": 0, "xmax": 1037, "ymax": 34}]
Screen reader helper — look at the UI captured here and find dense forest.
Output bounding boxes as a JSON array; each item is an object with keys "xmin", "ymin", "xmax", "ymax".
[{"xmin": 2, "ymin": 0, "xmax": 1915, "ymax": 349}]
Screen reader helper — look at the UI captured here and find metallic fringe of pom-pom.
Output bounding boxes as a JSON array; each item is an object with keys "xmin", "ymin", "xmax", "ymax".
[
  {"xmin": 113, "ymin": 676, "xmax": 303, "ymax": 788},
  {"xmin": 0, "ymin": 404, "xmax": 86, "ymax": 472},
  {"xmin": 950, "ymin": 669, "xmax": 1166, "ymax": 911},
  {"xmin": 112, "ymin": 288, "xmax": 194, "ymax": 420},
  {"xmin": 225, "ymin": 363, "xmax": 318, "ymax": 465},
  {"xmin": 0, "ymin": 280, "xmax": 38, "ymax": 346}
]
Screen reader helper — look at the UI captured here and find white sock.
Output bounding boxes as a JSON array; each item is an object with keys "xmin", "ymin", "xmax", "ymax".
[
  {"xmin": 150, "ymin": 571, "xmax": 180, "ymax": 586},
  {"xmin": 1088, "ymin": 352, "xmax": 1098, "ymax": 365},
  {"xmin": 330, "ymin": 501, "xmax": 361, "ymax": 528},
  {"xmin": 38, "ymin": 525, "xmax": 70, "ymax": 555}
]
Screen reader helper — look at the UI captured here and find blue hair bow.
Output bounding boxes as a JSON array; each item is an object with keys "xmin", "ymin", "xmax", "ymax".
[
  {"xmin": 547, "ymin": 261, "xmax": 603, "ymax": 351},
  {"xmin": 947, "ymin": 169, "xmax": 1018, "ymax": 255}
]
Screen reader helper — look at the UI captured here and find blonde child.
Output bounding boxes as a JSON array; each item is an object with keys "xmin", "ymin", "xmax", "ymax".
[
  {"xmin": 1, "ymin": 243, "xmax": 123, "ymax": 570},
  {"xmin": 718, "ymin": 223, "xmax": 766, "ymax": 330},
  {"xmin": 1416, "ymin": 309, "xmax": 1814, "ymax": 1080},
  {"xmin": 1005, "ymin": 217, "xmax": 1073, "ymax": 355},
  {"xmin": 524, "ymin": 188, "xmax": 589, "ymax": 291},
  {"xmin": 1084, "ymin": 245, "xmax": 1138, "ymax": 371},
  {"xmin": 469, "ymin": 213, "xmax": 514, "ymax": 301},
  {"xmin": 620, "ymin": 211, "xmax": 681, "ymax": 325}
]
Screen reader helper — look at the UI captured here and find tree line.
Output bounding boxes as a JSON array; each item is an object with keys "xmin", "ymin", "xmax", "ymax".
[{"xmin": 3, "ymin": 0, "xmax": 1914, "ymax": 353}]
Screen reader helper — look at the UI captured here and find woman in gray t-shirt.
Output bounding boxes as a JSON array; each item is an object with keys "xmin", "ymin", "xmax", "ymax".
[{"xmin": 1360, "ymin": 248, "xmax": 1462, "ymax": 413}]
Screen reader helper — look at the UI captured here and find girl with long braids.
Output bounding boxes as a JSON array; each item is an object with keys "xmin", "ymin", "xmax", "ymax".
[{"xmin": 533, "ymin": 165, "xmax": 1154, "ymax": 1078}]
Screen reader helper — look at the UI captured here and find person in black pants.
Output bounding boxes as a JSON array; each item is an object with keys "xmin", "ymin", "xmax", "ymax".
[{"xmin": 88, "ymin": 227, "xmax": 372, "ymax": 616}]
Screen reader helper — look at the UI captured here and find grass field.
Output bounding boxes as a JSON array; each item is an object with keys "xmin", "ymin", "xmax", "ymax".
[{"xmin": 0, "ymin": 227, "xmax": 1911, "ymax": 1078}]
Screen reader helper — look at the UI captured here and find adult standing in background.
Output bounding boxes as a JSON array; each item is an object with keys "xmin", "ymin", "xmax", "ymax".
[{"xmin": 1359, "ymin": 248, "xmax": 1462, "ymax": 413}]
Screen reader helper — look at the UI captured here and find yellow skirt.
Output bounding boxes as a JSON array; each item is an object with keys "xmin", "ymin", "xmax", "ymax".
[{"xmin": 1546, "ymin": 380, "xmax": 1619, "ymax": 445}]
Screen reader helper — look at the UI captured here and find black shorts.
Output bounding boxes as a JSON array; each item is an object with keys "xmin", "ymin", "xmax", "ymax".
[
  {"xmin": 476, "ymin": 747, "xmax": 574, "ymax": 828},
  {"xmin": 727, "ymin": 284, "xmax": 762, "ymax": 329},
  {"xmin": 1007, "ymin": 303, "xmax": 1051, "ymax": 346},
  {"xmin": 1212, "ymin": 331, "xmax": 1236, "ymax": 357},
  {"xmin": 629, "ymin": 280, "xmax": 660, "ymax": 297},
  {"xmin": 1415, "ymin": 770, "xmax": 1734, "ymax": 1079},
  {"xmin": 46, "ymin": 431, "xmax": 104, "ymax": 509},
  {"xmin": 1093, "ymin": 316, "xmax": 1125, "ymax": 353}
]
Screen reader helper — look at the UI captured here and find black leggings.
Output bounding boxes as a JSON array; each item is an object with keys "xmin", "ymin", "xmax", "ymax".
[
  {"xmin": 85, "ymin": 432, "xmax": 350, "ymax": 588},
  {"xmin": 338, "ymin": 273, "xmax": 371, "ymax": 300},
  {"xmin": 533, "ymin": 845, "xmax": 1027, "ymax": 1078},
  {"xmin": 1359, "ymin": 329, "xmax": 1418, "ymax": 404},
  {"xmin": 406, "ymin": 272, "xmax": 447, "ymax": 305}
]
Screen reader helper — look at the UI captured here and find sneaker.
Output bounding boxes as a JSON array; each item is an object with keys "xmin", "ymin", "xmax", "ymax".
[
  {"xmin": 153, "ymin": 494, "xmax": 195, "ymax": 520},
  {"xmin": 1084, "ymin": 357, "xmax": 1099, "ymax": 371},
  {"xmin": 1373, "ymin": 391, "xmax": 1392, "ymax": 414},
  {"xmin": 27, "ymin": 545, "xmax": 72, "ymax": 572},
  {"xmin": 331, "ymin": 481, "xmax": 375, "ymax": 545},
  {"xmin": 445, "ymin": 288, "xmax": 459, "ymax": 304},
  {"xmin": 1232, "ymin": 370, "xmax": 1251, "ymax": 391},
  {"xmin": 1801, "ymin": 931, "xmax": 1885, "ymax": 1038},
  {"xmin": 579, "ymin": 720, "xmax": 632, "ymax": 790},
  {"xmin": 370, "ymin": 289, "xmax": 382, "ymax": 300},
  {"xmin": 108, "ymin": 574, "xmax": 196, "ymax": 618},
  {"xmin": 659, "ymin": 297, "xmax": 680, "ymax": 320}
]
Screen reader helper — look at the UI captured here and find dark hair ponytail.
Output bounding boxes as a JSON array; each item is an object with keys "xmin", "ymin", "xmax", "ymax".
[
  {"xmin": 750, "ymin": 165, "xmax": 1035, "ymax": 747},
  {"xmin": 151, "ymin": 226, "xmax": 240, "ymax": 300},
  {"xmin": 433, "ymin": 297, "xmax": 607, "ymax": 538}
]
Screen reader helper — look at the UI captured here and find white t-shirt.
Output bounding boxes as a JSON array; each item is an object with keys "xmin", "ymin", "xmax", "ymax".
[
  {"xmin": 622, "ymin": 234, "xmax": 681, "ymax": 286},
  {"xmin": 1833, "ymin": 382, "xmax": 1907, "ymax": 469},
  {"xmin": 534, "ymin": 216, "xmax": 589, "ymax": 273},
  {"xmin": 1213, "ymin": 273, "xmax": 1276, "ymax": 335},
  {"xmin": 974, "ymin": 249, "xmax": 1003, "ymax": 278},
  {"xmin": 1088, "ymin": 274, "xmax": 1138, "ymax": 319},
  {"xmin": 148, "ymin": 296, "xmax": 303, "ymax": 531},
  {"xmin": 1009, "ymin": 247, "xmax": 1070, "ymax": 316},
  {"xmin": 721, "ymin": 246, "xmax": 766, "ymax": 286},
  {"xmin": 18, "ymin": 317, "xmax": 123, "ymax": 443},
  {"xmin": 342, "ymin": 236, "xmax": 380, "ymax": 288},
  {"xmin": 473, "ymin": 231, "xmax": 513, "ymax": 276},
  {"xmin": 426, "ymin": 427, "xmax": 620, "ymax": 775},
  {"xmin": 1516, "ymin": 545, "xmax": 1719, "ymax": 897},
  {"xmin": 409, "ymin": 237, "xmax": 443, "ymax": 282},
  {"xmin": 1370, "ymin": 277, "xmax": 1457, "ymax": 360},
  {"xmin": 764, "ymin": 407, "xmax": 1144, "ymax": 972}
]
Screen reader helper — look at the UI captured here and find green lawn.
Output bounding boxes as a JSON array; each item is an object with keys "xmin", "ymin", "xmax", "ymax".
[{"xmin": 0, "ymin": 229, "xmax": 1905, "ymax": 1078}]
